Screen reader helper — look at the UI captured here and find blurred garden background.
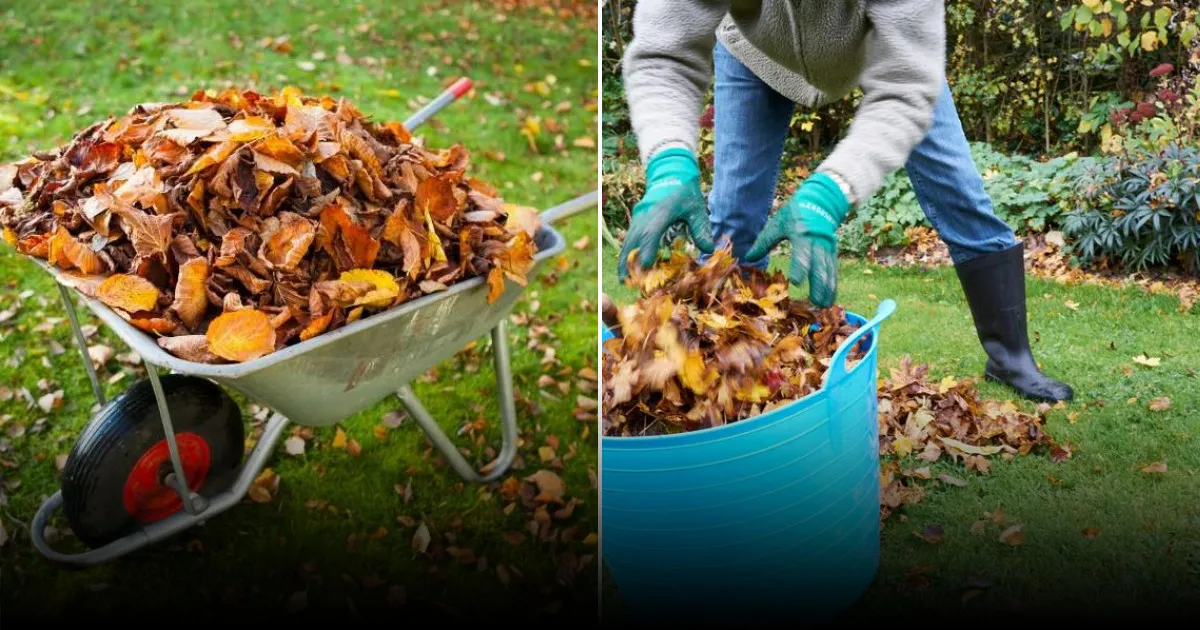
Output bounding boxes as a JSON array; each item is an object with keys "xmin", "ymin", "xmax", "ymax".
[
  {"xmin": 0, "ymin": 0, "xmax": 598, "ymax": 625},
  {"xmin": 602, "ymin": 0, "xmax": 1200, "ymax": 621}
]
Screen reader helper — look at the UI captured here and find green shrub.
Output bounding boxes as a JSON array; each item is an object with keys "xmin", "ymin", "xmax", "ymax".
[
  {"xmin": 839, "ymin": 143, "xmax": 1096, "ymax": 255},
  {"xmin": 1063, "ymin": 141, "xmax": 1200, "ymax": 272}
]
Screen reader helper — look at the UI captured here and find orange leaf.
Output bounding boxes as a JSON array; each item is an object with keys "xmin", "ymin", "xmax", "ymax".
[
  {"xmin": 486, "ymin": 267, "xmax": 505, "ymax": 304},
  {"xmin": 206, "ymin": 309, "xmax": 277, "ymax": 362},
  {"xmin": 255, "ymin": 133, "xmax": 306, "ymax": 168},
  {"xmin": 16, "ymin": 233, "xmax": 50, "ymax": 259},
  {"xmin": 186, "ymin": 140, "xmax": 240, "ymax": 175},
  {"xmin": 2, "ymin": 226, "xmax": 17, "ymax": 247},
  {"xmin": 416, "ymin": 175, "xmax": 459, "ymax": 223},
  {"xmin": 261, "ymin": 212, "xmax": 316, "ymax": 271},
  {"xmin": 128, "ymin": 315, "xmax": 178, "ymax": 335},
  {"xmin": 48, "ymin": 226, "xmax": 107, "ymax": 274},
  {"xmin": 299, "ymin": 312, "xmax": 334, "ymax": 341},
  {"xmin": 172, "ymin": 258, "xmax": 210, "ymax": 330},
  {"xmin": 97, "ymin": 274, "xmax": 161, "ymax": 313}
]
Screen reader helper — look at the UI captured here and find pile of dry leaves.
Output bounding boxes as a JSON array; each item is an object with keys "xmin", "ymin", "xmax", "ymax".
[
  {"xmin": 0, "ymin": 87, "xmax": 539, "ymax": 363},
  {"xmin": 602, "ymin": 247, "xmax": 867, "ymax": 436},
  {"xmin": 877, "ymin": 356, "xmax": 1070, "ymax": 521}
]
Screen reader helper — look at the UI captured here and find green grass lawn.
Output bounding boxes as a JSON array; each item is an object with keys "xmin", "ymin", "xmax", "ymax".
[
  {"xmin": 601, "ymin": 244, "xmax": 1200, "ymax": 621},
  {"xmin": 0, "ymin": 0, "xmax": 598, "ymax": 624}
]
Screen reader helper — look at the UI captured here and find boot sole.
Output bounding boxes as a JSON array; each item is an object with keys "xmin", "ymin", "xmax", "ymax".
[{"xmin": 984, "ymin": 371, "xmax": 1072, "ymax": 403}]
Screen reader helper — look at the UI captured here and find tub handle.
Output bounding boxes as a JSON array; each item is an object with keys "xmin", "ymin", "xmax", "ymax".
[{"xmin": 826, "ymin": 298, "xmax": 898, "ymax": 387}]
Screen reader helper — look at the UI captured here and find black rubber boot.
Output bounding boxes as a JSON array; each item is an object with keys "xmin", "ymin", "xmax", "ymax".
[{"xmin": 954, "ymin": 243, "xmax": 1074, "ymax": 402}]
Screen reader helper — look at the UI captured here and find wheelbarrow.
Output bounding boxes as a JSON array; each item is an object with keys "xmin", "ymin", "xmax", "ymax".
[{"xmin": 24, "ymin": 78, "xmax": 598, "ymax": 566}]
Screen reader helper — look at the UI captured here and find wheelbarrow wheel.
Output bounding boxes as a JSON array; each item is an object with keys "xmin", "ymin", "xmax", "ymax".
[{"xmin": 61, "ymin": 374, "xmax": 244, "ymax": 549}]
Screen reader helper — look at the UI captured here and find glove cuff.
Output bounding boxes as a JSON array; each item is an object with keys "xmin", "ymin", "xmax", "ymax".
[
  {"xmin": 795, "ymin": 172, "xmax": 852, "ymax": 225},
  {"xmin": 646, "ymin": 147, "xmax": 699, "ymax": 185}
]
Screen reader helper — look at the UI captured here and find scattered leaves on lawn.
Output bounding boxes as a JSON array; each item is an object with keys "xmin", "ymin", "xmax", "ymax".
[
  {"xmin": 0, "ymin": 88, "xmax": 539, "ymax": 363},
  {"xmin": 872, "ymin": 227, "xmax": 1200, "ymax": 313},
  {"xmin": 1142, "ymin": 461, "xmax": 1168, "ymax": 474},
  {"xmin": 602, "ymin": 245, "xmax": 866, "ymax": 436}
]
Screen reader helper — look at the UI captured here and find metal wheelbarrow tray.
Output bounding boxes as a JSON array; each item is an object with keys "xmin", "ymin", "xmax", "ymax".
[{"xmin": 19, "ymin": 80, "xmax": 594, "ymax": 566}]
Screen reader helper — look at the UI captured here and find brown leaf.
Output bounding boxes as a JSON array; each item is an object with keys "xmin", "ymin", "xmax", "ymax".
[
  {"xmin": 524, "ymin": 470, "xmax": 566, "ymax": 504},
  {"xmin": 914, "ymin": 524, "xmax": 944, "ymax": 544},
  {"xmin": 1142, "ymin": 461, "xmax": 1168, "ymax": 474},
  {"xmin": 1147, "ymin": 397, "xmax": 1171, "ymax": 412},
  {"xmin": 999, "ymin": 524, "xmax": 1024, "ymax": 546}
]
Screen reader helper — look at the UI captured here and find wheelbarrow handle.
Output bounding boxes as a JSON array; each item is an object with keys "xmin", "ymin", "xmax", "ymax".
[
  {"xmin": 403, "ymin": 77, "xmax": 473, "ymax": 130},
  {"xmin": 540, "ymin": 190, "xmax": 598, "ymax": 225}
]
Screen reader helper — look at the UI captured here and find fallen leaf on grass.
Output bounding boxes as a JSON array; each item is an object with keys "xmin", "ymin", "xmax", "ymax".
[
  {"xmin": 1147, "ymin": 397, "xmax": 1171, "ymax": 412},
  {"xmin": 412, "ymin": 523, "xmax": 431, "ymax": 554},
  {"xmin": 1142, "ymin": 461, "xmax": 1168, "ymax": 474},
  {"xmin": 914, "ymin": 524, "xmax": 944, "ymax": 544},
  {"xmin": 1133, "ymin": 355, "xmax": 1161, "ymax": 367},
  {"xmin": 36, "ymin": 390, "xmax": 63, "ymax": 413},
  {"xmin": 332, "ymin": 427, "xmax": 347, "ymax": 449},
  {"xmin": 248, "ymin": 468, "xmax": 278, "ymax": 502},
  {"xmin": 937, "ymin": 473, "xmax": 968, "ymax": 487},
  {"xmin": 525, "ymin": 469, "xmax": 566, "ymax": 504},
  {"xmin": 1082, "ymin": 527, "xmax": 1101, "ymax": 538},
  {"xmin": 284, "ymin": 436, "xmax": 305, "ymax": 456},
  {"xmin": 999, "ymin": 524, "xmax": 1024, "ymax": 546}
]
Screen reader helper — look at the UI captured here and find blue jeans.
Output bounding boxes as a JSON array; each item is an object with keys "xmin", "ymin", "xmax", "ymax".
[{"xmin": 708, "ymin": 42, "xmax": 1017, "ymax": 266}]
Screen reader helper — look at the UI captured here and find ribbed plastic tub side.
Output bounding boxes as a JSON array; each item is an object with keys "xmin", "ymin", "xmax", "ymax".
[{"xmin": 601, "ymin": 308, "xmax": 887, "ymax": 623}]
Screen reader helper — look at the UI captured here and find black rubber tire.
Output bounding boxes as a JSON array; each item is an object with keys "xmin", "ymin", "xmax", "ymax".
[{"xmin": 61, "ymin": 375, "xmax": 244, "ymax": 549}]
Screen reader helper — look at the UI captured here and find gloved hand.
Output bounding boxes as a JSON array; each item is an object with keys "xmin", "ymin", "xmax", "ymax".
[
  {"xmin": 616, "ymin": 147, "xmax": 714, "ymax": 279},
  {"xmin": 744, "ymin": 172, "xmax": 851, "ymax": 308}
]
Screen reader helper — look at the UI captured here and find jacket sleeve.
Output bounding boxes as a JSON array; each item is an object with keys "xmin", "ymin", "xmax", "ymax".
[
  {"xmin": 621, "ymin": 0, "xmax": 734, "ymax": 164},
  {"xmin": 815, "ymin": 0, "xmax": 946, "ymax": 205}
]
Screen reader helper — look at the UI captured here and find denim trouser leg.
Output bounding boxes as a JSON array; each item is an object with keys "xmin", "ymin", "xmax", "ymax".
[
  {"xmin": 711, "ymin": 43, "xmax": 1015, "ymax": 267},
  {"xmin": 709, "ymin": 42, "xmax": 795, "ymax": 269},
  {"xmin": 904, "ymin": 82, "xmax": 1018, "ymax": 263}
]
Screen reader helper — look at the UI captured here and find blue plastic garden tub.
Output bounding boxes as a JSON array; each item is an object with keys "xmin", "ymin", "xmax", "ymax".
[{"xmin": 601, "ymin": 299, "xmax": 897, "ymax": 624}]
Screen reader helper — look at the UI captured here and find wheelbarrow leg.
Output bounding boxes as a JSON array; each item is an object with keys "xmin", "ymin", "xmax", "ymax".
[
  {"xmin": 144, "ymin": 363, "xmax": 203, "ymax": 515},
  {"xmin": 397, "ymin": 321, "xmax": 520, "ymax": 484},
  {"xmin": 57, "ymin": 284, "xmax": 106, "ymax": 407}
]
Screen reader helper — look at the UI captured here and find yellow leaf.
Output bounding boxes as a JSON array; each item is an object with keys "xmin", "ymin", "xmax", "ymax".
[
  {"xmin": 1141, "ymin": 31, "xmax": 1157, "ymax": 51},
  {"xmin": 679, "ymin": 351, "xmax": 710, "ymax": 394},
  {"xmin": 1132, "ymin": 355, "xmax": 1161, "ymax": 367},
  {"xmin": 939, "ymin": 437, "xmax": 1002, "ymax": 456},
  {"xmin": 937, "ymin": 376, "xmax": 958, "ymax": 394},
  {"xmin": 892, "ymin": 435, "xmax": 915, "ymax": 457},
  {"xmin": 1101, "ymin": 18, "xmax": 1112, "ymax": 37},
  {"xmin": 1, "ymin": 227, "xmax": 15, "ymax": 247},
  {"xmin": 332, "ymin": 427, "xmax": 348, "ymax": 449},
  {"xmin": 423, "ymin": 206, "xmax": 447, "ymax": 263},
  {"xmin": 340, "ymin": 268, "xmax": 399, "ymax": 308}
]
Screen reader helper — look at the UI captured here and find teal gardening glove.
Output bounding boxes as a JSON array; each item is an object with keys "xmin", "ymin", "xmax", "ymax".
[
  {"xmin": 616, "ymin": 147, "xmax": 715, "ymax": 279},
  {"xmin": 744, "ymin": 172, "xmax": 852, "ymax": 308}
]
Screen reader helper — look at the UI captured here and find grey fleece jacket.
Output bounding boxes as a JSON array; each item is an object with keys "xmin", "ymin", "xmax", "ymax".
[{"xmin": 622, "ymin": 0, "xmax": 946, "ymax": 205}]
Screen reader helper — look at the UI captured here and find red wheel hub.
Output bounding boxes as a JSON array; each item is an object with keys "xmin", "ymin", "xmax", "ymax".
[{"xmin": 122, "ymin": 433, "xmax": 211, "ymax": 522}]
